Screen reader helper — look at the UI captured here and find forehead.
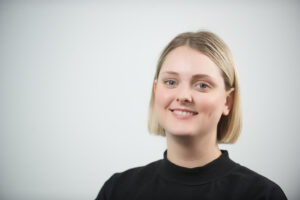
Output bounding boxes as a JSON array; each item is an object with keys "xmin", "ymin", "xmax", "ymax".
[{"xmin": 160, "ymin": 46, "xmax": 223, "ymax": 81}]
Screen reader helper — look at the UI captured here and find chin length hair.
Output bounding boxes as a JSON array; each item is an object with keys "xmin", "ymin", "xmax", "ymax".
[{"xmin": 147, "ymin": 31, "xmax": 242, "ymax": 144}]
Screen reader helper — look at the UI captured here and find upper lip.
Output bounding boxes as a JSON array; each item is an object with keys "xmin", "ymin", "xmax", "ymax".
[{"xmin": 169, "ymin": 108, "xmax": 198, "ymax": 114}]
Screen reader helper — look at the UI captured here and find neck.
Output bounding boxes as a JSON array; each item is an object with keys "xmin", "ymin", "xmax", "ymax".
[{"xmin": 165, "ymin": 131, "xmax": 221, "ymax": 168}]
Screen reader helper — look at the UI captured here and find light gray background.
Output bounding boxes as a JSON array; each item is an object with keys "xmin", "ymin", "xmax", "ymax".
[{"xmin": 1, "ymin": 0, "xmax": 299, "ymax": 199}]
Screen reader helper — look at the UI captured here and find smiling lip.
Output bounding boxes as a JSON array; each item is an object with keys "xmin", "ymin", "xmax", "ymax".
[{"xmin": 169, "ymin": 108, "xmax": 198, "ymax": 120}]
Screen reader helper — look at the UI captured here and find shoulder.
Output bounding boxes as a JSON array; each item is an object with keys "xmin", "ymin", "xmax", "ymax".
[
  {"xmin": 95, "ymin": 159, "xmax": 162, "ymax": 200},
  {"xmin": 110, "ymin": 158, "xmax": 161, "ymax": 184},
  {"xmin": 232, "ymin": 163, "xmax": 280, "ymax": 187},
  {"xmin": 226, "ymin": 162, "xmax": 287, "ymax": 199}
]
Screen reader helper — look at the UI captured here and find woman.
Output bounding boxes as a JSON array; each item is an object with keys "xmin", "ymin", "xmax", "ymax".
[{"xmin": 96, "ymin": 31, "xmax": 287, "ymax": 200}]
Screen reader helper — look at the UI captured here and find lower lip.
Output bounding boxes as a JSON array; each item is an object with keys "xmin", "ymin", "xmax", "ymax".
[{"xmin": 171, "ymin": 110, "xmax": 197, "ymax": 120}]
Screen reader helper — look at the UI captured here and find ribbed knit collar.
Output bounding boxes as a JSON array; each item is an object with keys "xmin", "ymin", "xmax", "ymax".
[{"xmin": 157, "ymin": 149, "xmax": 237, "ymax": 185}]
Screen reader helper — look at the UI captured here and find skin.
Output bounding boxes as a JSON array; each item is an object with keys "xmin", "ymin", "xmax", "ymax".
[{"xmin": 153, "ymin": 45, "xmax": 234, "ymax": 168}]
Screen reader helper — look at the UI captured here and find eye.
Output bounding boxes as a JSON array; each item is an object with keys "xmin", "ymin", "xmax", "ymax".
[
  {"xmin": 164, "ymin": 80, "xmax": 176, "ymax": 86},
  {"xmin": 196, "ymin": 83, "xmax": 209, "ymax": 89}
]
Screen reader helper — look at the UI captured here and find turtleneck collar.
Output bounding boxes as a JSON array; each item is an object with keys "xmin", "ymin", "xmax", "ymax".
[{"xmin": 157, "ymin": 149, "xmax": 237, "ymax": 185}]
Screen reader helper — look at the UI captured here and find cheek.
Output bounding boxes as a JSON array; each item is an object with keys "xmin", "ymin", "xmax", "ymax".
[
  {"xmin": 195, "ymin": 94, "xmax": 224, "ymax": 115},
  {"xmin": 154, "ymin": 87, "xmax": 173, "ymax": 108}
]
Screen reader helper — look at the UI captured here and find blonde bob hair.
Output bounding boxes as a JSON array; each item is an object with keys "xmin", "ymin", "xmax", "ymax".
[{"xmin": 147, "ymin": 31, "xmax": 242, "ymax": 144}]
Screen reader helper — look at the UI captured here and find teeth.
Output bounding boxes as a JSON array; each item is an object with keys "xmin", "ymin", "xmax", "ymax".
[{"xmin": 173, "ymin": 110, "xmax": 195, "ymax": 116}]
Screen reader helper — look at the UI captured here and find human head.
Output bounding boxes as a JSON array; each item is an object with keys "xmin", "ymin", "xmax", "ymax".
[{"xmin": 148, "ymin": 31, "xmax": 242, "ymax": 143}]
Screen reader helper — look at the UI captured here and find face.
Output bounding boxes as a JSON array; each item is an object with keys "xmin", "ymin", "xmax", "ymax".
[{"xmin": 153, "ymin": 46, "xmax": 234, "ymax": 137}]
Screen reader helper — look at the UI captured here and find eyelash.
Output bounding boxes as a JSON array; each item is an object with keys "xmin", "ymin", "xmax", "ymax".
[
  {"xmin": 196, "ymin": 83, "xmax": 209, "ymax": 89},
  {"xmin": 164, "ymin": 80, "xmax": 177, "ymax": 86},
  {"xmin": 163, "ymin": 80, "xmax": 210, "ymax": 89}
]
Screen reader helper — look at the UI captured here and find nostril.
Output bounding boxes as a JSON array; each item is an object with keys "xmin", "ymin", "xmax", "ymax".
[{"xmin": 176, "ymin": 97, "xmax": 193, "ymax": 103}]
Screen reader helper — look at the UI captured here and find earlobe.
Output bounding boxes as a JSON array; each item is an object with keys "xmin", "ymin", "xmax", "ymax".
[{"xmin": 222, "ymin": 88, "xmax": 235, "ymax": 116}]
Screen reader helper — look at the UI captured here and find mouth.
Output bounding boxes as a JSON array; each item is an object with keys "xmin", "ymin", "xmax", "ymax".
[{"xmin": 169, "ymin": 108, "xmax": 198, "ymax": 117}]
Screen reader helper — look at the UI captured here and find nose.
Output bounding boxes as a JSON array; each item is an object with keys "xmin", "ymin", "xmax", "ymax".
[
  {"xmin": 176, "ymin": 96, "xmax": 192, "ymax": 103},
  {"xmin": 176, "ymin": 86, "xmax": 193, "ymax": 103}
]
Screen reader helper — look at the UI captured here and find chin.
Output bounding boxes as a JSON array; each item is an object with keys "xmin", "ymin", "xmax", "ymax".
[{"xmin": 166, "ymin": 128, "xmax": 197, "ymax": 137}]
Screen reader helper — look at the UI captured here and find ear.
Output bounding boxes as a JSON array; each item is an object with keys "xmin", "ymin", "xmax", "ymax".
[
  {"xmin": 153, "ymin": 79, "xmax": 157, "ymax": 94},
  {"xmin": 222, "ymin": 88, "xmax": 235, "ymax": 116}
]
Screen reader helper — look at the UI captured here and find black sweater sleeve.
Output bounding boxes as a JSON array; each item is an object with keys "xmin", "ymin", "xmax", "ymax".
[
  {"xmin": 95, "ymin": 173, "xmax": 119, "ymax": 200},
  {"xmin": 268, "ymin": 184, "xmax": 287, "ymax": 200}
]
